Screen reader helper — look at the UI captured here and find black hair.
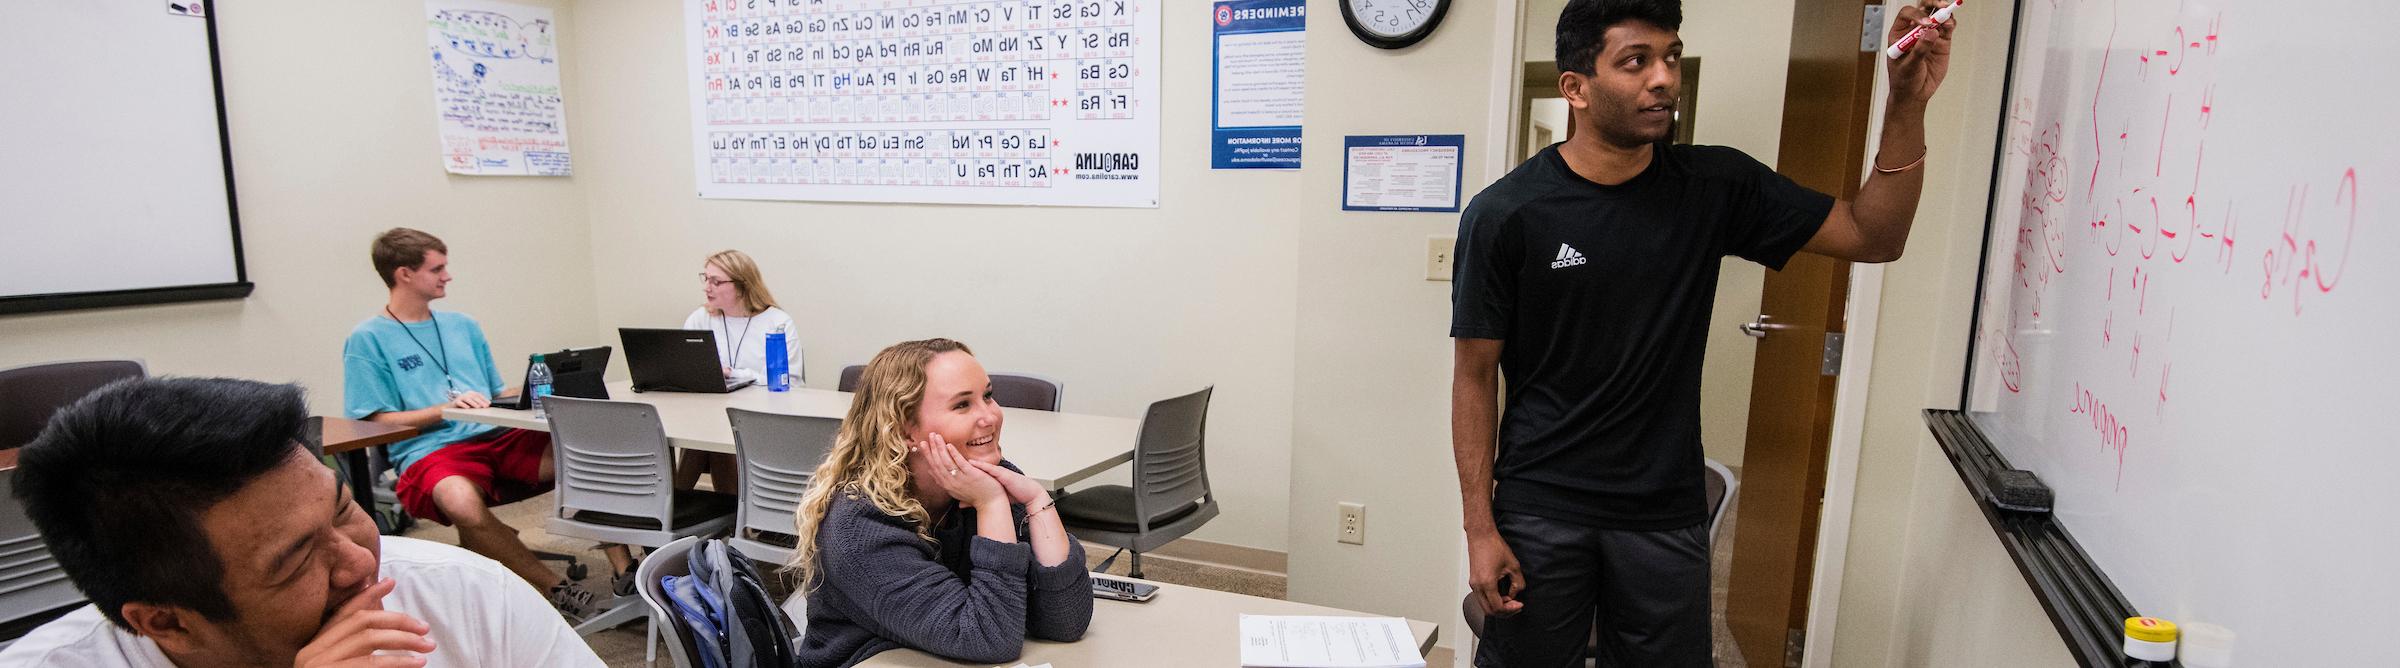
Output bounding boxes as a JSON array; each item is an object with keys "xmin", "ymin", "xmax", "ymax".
[
  {"xmin": 11, "ymin": 377, "xmax": 311, "ymax": 629},
  {"xmin": 1556, "ymin": 0, "xmax": 1684, "ymax": 75}
]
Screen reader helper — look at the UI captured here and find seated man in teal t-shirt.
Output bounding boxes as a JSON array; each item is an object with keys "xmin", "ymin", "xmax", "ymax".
[{"xmin": 342, "ymin": 227, "xmax": 613, "ymax": 620}]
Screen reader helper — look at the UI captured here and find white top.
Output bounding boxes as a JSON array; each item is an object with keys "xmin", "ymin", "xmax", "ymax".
[
  {"xmin": 682, "ymin": 305, "xmax": 803, "ymax": 384},
  {"xmin": 0, "ymin": 536, "xmax": 604, "ymax": 668}
]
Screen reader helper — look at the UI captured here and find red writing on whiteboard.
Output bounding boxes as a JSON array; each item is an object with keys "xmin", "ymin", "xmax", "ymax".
[
  {"xmin": 2069, "ymin": 382, "xmax": 2134, "ymax": 489},
  {"xmin": 2088, "ymin": 4, "xmax": 2118, "ymax": 201},
  {"xmin": 2260, "ymin": 169, "xmax": 2359, "ymax": 315}
]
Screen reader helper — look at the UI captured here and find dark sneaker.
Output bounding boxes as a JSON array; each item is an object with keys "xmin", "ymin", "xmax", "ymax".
[
  {"xmin": 611, "ymin": 559, "xmax": 644, "ymax": 598},
  {"xmin": 547, "ymin": 580, "xmax": 600, "ymax": 620}
]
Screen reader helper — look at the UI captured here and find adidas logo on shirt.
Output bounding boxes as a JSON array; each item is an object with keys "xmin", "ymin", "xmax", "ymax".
[{"xmin": 1549, "ymin": 243, "xmax": 1588, "ymax": 269}]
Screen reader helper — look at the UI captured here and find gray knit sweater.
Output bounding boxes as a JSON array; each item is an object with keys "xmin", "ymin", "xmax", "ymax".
[{"xmin": 796, "ymin": 473, "xmax": 1092, "ymax": 668}]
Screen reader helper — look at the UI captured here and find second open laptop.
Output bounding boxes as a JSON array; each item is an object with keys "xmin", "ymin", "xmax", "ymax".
[
  {"xmin": 496, "ymin": 346, "xmax": 611, "ymax": 410},
  {"xmin": 619, "ymin": 327, "xmax": 754, "ymax": 393}
]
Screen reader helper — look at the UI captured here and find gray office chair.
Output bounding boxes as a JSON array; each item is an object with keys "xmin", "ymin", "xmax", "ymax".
[
  {"xmin": 0, "ymin": 360, "xmax": 145, "ymax": 450},
  {"xmin": 1053, "ymin": 386, "xmax": 1216, "ymax": 578},
  {"xmin": 1702, "ymin": 457, "xmax": 1739, "ymax": 539},
  {"xmin": 636, "ymin": 536, "xmax": 706, "ymax": 668},
  {"xmin": 1459, "ymin": 458, "xmax": 1741, "ymax": 656},
  {"xmin": 988, "ymin": 372, "xmax": 1065, "ymax": 412},
  {"xmin": 724, "ymin": 408, "xmax": 840, "ymax": 565},
  {"xmin": 0, "ymin": 469, "xmax": 84, "ymax": 648},
  {"xmin": 542, "ymin": 396, "xmax": 738, "ymax": 644},
  {"xmin": 840, "ymin": 365, "xmax": 1063, "ymax": 411}
]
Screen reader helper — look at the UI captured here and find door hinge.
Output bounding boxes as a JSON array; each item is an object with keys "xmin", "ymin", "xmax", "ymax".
[
  {"xmin": 1785, "ymin": 628, "xmax": 1807, "ymax": 668},
  {"xmin": 1821, "ymin": 332, "xmax": 1845, "ymax": 376},
  {"xmin": 1860, "ymin": 5, "xmax": 1887, "ymax": 53}
]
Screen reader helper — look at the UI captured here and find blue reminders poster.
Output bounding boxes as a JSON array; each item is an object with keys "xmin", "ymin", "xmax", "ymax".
[
  {"xmin": 1342, "ymin": 134, "xmax": 1465, "ymax": 212},
  {"xmin": 1211, "ymin": 0, "xmax": 1306, "ymax": 169}
]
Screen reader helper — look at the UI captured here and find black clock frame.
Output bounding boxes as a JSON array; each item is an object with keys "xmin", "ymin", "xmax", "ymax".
[{"xmin": 1339, "ymin": 0, "xmax": 1451, "ymax": 50}]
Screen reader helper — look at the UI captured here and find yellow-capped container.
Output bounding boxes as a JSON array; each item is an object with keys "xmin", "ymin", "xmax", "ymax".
[{"xmin": 2123, "ymin": 617, "xmax": 2178, "ymax": 661}]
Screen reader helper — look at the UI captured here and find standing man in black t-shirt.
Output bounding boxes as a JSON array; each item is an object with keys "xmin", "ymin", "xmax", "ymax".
[{"xmin": 1452, "ymin": 0, "xmax": 1955, "ymax": 664}]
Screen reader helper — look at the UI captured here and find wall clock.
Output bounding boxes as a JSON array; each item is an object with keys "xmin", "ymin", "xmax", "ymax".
[{"xmin": 1340, "ymin": 0, "xmax": 1450, "ymax": 50}]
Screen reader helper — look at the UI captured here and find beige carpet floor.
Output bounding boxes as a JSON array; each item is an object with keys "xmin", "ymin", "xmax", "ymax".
[{"xmin": 402, "ymin": 490, "xmax": 1744, "ymax": 667}]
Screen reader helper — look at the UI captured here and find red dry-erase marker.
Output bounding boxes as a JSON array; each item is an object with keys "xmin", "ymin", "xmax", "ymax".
[{"xmin": 1885, "ymin": 1, "xmax": 1962, "ymax": 59}]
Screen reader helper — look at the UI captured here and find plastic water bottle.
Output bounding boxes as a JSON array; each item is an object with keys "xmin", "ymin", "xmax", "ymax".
[
  {"xmin": 528, "ymin": 354, "xmax": 555, "ymax": 417},
  {"xmin": 765, "ymin": 326, "xmax": 790, "ymax": 392}
]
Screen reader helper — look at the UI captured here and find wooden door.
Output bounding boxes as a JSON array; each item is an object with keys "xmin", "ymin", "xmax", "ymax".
[{"xmin": 1722, "ymin": 0, "xmax": 1880, "ymax": 665}]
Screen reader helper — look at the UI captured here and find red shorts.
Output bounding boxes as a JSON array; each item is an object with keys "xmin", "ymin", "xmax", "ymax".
[{"xmin": 395, "ymin": 428, "xmax": 553, "ymax": 525}]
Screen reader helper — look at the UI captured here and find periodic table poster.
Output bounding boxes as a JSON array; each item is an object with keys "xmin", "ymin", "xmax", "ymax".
[{"xmin": 686, "ymin": 0, "xmax": 1162, "ymax": 208}]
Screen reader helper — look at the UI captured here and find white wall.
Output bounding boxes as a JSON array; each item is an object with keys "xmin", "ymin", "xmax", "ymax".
[
  {"xmin": 0, "ymin": 0, "xmax": 599, "ymax": 418},
  {"xmin": 1283, "ymin": 0, "xmax": 1498, "ymax": 648},
  {"xmin": 570, "ymin": 0, "xmax": 1305, "ymax": 553}
]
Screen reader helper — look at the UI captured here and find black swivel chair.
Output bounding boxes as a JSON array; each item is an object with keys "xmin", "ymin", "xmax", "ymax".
[{"xmin": 0, "ymin": 360, "xmax": 146, "ymax": 450}]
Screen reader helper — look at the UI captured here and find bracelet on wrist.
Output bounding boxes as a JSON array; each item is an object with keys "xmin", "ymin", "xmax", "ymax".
[{"xmin": 1874, "ymin": 149, "xmax": 1928, "ymax": 174}]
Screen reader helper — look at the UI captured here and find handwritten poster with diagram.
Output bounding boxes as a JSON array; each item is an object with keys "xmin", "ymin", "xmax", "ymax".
[
  {"xmin": 686, "ymin": 0, "xmax": 1161, "ymax": 208},
  {"xmin": 426, "ymin": 0, "xmax": 571, "ymax": 176}
]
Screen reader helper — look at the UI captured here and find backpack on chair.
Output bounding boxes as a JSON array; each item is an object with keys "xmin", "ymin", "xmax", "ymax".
[{"xmin": 688, "ymin": 538, "xmax": 798, "ymax": 667}]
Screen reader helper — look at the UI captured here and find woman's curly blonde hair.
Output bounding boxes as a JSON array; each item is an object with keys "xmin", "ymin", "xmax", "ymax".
[{"xmin": 786, "ymin": 338, "xmax": 973, "ymax": 591}]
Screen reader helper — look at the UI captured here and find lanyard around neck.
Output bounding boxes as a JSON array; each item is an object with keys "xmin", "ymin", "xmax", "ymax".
[
  {"xmin": 719, "ymin": 313, "xmax": 754, "ymax": 365},
  {"xmin": 386, "ymin": 306, "xmax": 457, "ymax": 392}
]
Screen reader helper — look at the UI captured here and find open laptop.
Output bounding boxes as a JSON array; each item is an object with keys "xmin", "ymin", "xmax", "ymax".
[
  {"xmin": 619, "ymin": 328, "xmax": 754, "ymax": 393},
  {"xmin": 497, "ymin": 346, "xmax": 611, "ymax": 409}
]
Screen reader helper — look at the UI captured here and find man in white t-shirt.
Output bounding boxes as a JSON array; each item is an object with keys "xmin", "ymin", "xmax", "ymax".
[{"xmin": 1, "ymin": 378, "xmax": 603, "ymax": 668}]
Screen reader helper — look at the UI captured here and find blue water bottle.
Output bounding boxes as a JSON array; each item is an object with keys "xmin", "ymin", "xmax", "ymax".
[{"xmin": 765, "ymin": 326, "xmax": 790, "ymax": 392}]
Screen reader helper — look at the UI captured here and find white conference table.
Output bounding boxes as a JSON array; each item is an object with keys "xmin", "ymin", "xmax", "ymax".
[
  {"xmin": 860, "ymin": 577, "xmax": 1438, "ymax": 667},
  {"xmin": 445, "ymin": 380, "xmax": 1139, "ymax": 489}
]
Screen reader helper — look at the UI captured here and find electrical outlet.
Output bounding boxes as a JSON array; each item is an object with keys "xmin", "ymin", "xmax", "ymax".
[
  {"xmin": 1427, "ymin": 236, "xmax": 1455, "ymax": 281},
  {"xmin": 1337, "ymin": 502, "xmax": 1366, "ymax": 545}
]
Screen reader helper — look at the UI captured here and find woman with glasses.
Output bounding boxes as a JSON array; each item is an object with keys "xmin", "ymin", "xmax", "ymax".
[{"xmin": 677, "ymin": 249, "xmax": 804, "ymax": 493}]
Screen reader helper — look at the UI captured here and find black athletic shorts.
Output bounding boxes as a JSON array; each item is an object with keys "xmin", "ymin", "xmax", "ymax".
[{"xmin": 1473, "ymin": 511, "xmax": 1713, "ymax": 667}]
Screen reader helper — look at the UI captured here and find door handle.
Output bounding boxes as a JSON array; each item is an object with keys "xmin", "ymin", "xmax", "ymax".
[{"xmin": 1739, "ymin": 314, "xmax": 1795, "ymax": 338}]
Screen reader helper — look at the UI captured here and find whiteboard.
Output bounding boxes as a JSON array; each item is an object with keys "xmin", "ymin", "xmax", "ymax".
[
  {"xmin": 683, "ymin": 0, "xmax": 1161, "ymax": 208},
  {"xmin": 0, "ymin": 1, "xmax": 244, "ymax": 308},
  {"xmin": 1962, "ymin": 0, "xmax": 2396, "ymax": 663}
]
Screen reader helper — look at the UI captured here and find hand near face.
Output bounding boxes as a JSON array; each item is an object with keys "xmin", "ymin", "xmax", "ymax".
[
  {"xmin": 292, "ymin": 578, "xmax": 434, "ymax": 668},
  {"xmin": 913, "ymin": 433, "xmax": 1008, "ymax": 508},
  {"xmin": 970, "ymin": 459, "xmax": 1047, "ymax": 506}
]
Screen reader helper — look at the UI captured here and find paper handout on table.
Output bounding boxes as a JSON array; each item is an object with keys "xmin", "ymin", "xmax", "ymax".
[{"xmin": 1238, "ymin": 615, "xmax": 1424, "ymax": 668}]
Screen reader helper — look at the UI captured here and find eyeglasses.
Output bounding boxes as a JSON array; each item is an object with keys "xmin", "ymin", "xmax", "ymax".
[{"xmin": 699, "ymin": 274, "xmax": 737, "ymax": 288}]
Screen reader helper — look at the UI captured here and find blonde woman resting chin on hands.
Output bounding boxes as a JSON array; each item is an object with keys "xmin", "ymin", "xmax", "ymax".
[{"xmin": 786, "ymin": 338, "xmax": 1090, "ymax": 668}]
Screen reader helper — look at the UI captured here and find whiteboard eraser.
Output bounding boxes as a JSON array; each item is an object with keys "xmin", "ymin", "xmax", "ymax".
[{"xmin": 1989, "ymin": 468, "xmax": 2054, "ymax": 512}]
